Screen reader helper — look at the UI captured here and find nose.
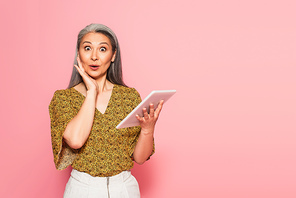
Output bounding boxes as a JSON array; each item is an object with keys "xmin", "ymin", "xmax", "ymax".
[{"xmin": 91, "ymin": 49, "xmax": 98, "ymax": 61}]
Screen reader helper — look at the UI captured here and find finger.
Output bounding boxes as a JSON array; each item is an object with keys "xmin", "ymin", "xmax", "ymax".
[
  {"xmin": 155, "ymin": 100, "xmax": 164, "ymax": 116},
  {"xmin": 149, "ymin": 103, "xmax": 155, "ymax": 117},
  {"xmin": 74, "ymin": 65, "xmax": 92, "ymax": 86},
  {"xmin": 74, "ymin": 64, "xmax": 86, "ymax": 77},
  {"xmin": 76, "ymin": 57, "xmax": 85, "ymax": 72},
  {"xmin": 76, "ymin": 56, "xmax": 82, "ymax": 66},
  {"xmin": 143, "ymin": 108, "xmax": 149, "ymax": 120},
  {"xmin": 136, "ymin": 114, "xmax": 142, "ymax": 122},
  {"xmin": 74, "ymin": 64, "xmax": 82, "ymax": 74}
]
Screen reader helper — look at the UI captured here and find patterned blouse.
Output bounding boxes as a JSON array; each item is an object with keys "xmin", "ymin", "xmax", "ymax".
[{"xmin": 49, "ymin": 84, "xmax": 154, "ymax": 177}]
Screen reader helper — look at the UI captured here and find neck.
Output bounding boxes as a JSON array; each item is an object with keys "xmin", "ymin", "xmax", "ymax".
[{"xmin": 94, "ymin": 75, "xmax": 113, "ymax": 93}]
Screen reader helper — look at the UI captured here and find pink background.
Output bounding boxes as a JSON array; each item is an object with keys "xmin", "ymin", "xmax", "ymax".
[{"xmin": 0, "ymin": 0, "xmax": 295, "ymax": 197}]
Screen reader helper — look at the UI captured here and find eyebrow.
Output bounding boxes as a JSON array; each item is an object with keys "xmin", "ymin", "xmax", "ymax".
[{"xmin": 82, "ymin": 41, "xmax": 110, "ymax": 46}]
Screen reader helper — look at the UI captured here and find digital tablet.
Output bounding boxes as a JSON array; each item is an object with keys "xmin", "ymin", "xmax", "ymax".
[{"xmin": 116, "ymin": 90, "xmax": 176, "ymax": 129}]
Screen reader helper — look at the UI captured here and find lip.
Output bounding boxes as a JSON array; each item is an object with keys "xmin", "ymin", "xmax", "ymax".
[{"xmin": 89, "ymin": 65, "xmax": 99, "ymax": 71}]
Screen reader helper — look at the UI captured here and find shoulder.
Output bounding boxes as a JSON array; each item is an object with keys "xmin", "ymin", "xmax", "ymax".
[
  {"xmin": 73, "ymin": 83, "xmax": 87, "ymax": 95},
  {"xmin": 114, "ymin": 85, "xmax": 142, "ymax": 106},
  {"xmin": 51, "ymin": 88, "xmax": 73, "ymax": 99},
  {"xmin": 115, "ymin": 85, "xmax": 141, "ymax": 99},
  {"xmin": 49, "ymin": 88, "xmax": 74, "ymax": 107},
  {"xmin": 115, "ymin": 84, "xmax": 140, "ymax": 96}
]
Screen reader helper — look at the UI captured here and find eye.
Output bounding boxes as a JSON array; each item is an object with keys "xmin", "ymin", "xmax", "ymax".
[
  {"xmin": 84, "ymin": 46, "xmax": 91, "ymax": 51},
  {"xmin": 100, "ymin": 47, "xmax": 106, "ymax": 52}
]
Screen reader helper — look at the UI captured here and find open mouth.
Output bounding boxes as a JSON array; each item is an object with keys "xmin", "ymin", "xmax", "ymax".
[{"xmin": 89, "ymin": 65, "xmax": 99, "ymax": 70}]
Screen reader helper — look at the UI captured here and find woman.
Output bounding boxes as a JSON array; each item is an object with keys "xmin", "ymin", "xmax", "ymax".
[{"xmin": 49, "ymin": 24, "xmax": 164, "ymax": 198}]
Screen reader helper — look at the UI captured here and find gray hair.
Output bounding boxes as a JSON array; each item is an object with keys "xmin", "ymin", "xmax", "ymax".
[{"xmin": 67, "ymin": 24, "xmax": 127, "ymax": 88}]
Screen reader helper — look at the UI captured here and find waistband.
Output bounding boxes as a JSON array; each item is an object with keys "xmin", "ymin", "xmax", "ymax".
[{"xmin": 70, "ymin": 169, "xmax": 132, "ymax": 186}]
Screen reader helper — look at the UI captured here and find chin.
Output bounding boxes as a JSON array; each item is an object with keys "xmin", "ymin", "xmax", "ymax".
[{"xmin": 88, "ymin": 72, "xmax": 106, "ymax": 80}]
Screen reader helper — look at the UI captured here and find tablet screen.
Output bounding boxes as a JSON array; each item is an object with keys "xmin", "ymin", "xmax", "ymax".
[{"xmin": 116, "ymin": 90, "xmax": 176, "ymax": 129}]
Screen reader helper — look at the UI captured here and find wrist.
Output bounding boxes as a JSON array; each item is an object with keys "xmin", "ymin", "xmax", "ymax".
[
  {"xmin": 140, "ymin": 128, "xmax": 154, "ymax": 136},
  {"xmin": 86, "ymin": 89, "xmax": 97, "ymax": 97}
]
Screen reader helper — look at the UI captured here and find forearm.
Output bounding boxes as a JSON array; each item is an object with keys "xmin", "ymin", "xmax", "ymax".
[
  {"xmin": 63, "ymin": 91, "xmax": 96, "ymax": 149},
  {"xmin": 133, "ymin": 129, "xmax": 154, "ymax": 165},
  {"xmin": 133, "ymin": 101, "xmax": 164, "ymax": 164}
]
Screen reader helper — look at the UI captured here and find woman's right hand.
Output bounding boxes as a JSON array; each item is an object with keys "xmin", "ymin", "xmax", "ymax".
[
  {"xmin": 74, "ymin": 57, "xmax": 99, "ymax": 95},
  {"xmin": 63, "ymin": 56, "xmax": 99, "ymax": 149}
]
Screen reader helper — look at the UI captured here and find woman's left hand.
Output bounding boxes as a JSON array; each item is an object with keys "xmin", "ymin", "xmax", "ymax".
[{"xmin": 136, "ymin": 100, "xmax": 164, "ymax": 134}]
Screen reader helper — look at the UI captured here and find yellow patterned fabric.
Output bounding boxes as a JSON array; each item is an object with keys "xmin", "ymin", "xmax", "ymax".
[{"xmin": 49, "ymin": 84, "xmax": 155, "ymax": 177}]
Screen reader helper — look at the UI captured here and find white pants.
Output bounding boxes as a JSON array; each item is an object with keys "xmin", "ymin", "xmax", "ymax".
[{"xmin": 63, "ymin": 169, "xmax": 140, "ymax": 198}]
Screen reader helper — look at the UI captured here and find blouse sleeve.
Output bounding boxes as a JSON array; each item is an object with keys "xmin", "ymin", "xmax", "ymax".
[
  {"xmin": 49, "ymin": 90, "xmax": 78, "ymax": 170},
  {"xmin": 128, "ymin": 88, "xmax": 155, "ymax": 160}
]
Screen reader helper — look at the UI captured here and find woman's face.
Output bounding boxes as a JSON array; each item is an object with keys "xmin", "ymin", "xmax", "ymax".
[{"xmin": 78, "ymin": 32, "xmax": 116, "ymax": 80}]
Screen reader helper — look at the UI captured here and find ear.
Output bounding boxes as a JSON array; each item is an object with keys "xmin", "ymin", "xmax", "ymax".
[{"xmin": 111, "ymin": 50, "xmax": 117, "ymax": 62}]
